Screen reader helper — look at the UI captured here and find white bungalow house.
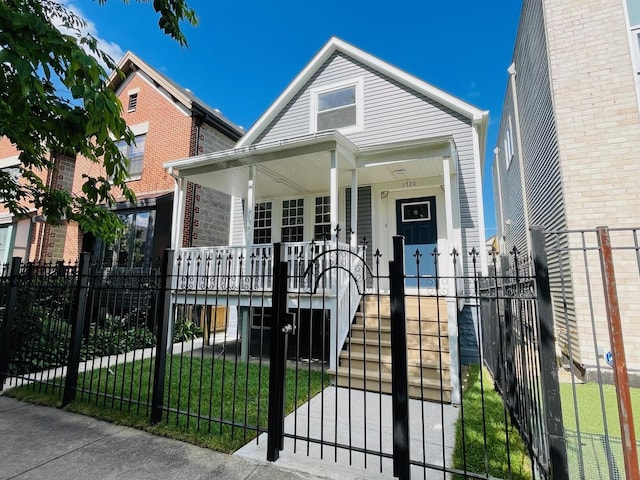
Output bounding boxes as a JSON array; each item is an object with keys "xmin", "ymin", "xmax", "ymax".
[{"xmin": 164, "ymin": 37, "xmax": 488, "ymax": 404}]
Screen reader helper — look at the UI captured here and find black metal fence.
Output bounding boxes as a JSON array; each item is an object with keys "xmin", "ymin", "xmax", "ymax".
[
  {"xmin": 480, "ymin": 228, "xmax": 567, "ymax": 480},
  {"xmin": 544, "ymin": 227, "xmax": 640, "ymax": 480},
  {"xmin": 6, "ymin": 229, "xmax": 629, "ymax": 479}
]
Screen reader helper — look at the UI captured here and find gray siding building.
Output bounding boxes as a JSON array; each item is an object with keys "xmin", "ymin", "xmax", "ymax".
[{"xmin": 493, "ymin": 0, "xmax": 640, "ymax": 371}]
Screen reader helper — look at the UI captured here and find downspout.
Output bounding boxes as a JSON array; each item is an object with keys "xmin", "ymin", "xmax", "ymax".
[
  {"xmin": 493, "ymin": 146, "xmax": 506, "ymax": 253},
  {"xmin": 508, "ymin": 63, "xmax": 533, "ymax": 254}
]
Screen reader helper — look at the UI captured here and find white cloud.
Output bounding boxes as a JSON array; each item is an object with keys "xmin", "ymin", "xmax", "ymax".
[
  {"xmin": 467, "ymin": 80, "xmax": 480, "ymax": 99},
  {"xmin": 49, "ymin": 0, "xmax": 124, "ymax": 65}
]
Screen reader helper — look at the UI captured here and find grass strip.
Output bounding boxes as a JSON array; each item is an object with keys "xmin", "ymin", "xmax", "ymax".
[{"xmin": 452, "ymin": 365, "xmax": 531, "ymax": 480}]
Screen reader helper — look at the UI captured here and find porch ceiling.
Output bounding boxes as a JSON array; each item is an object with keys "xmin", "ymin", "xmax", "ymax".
[
  {"xmin": 166, "ymin": 132, "xmax": 457, "ymax": 199},
  {"xmin": 182, "ymin": 150, "xmax": 350, "ymax": 198}
]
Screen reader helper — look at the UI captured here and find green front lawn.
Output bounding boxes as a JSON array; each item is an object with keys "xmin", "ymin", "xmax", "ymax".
[{"xmin": 8, "ymin": 355, "xmax": 328, "ymax": 453}]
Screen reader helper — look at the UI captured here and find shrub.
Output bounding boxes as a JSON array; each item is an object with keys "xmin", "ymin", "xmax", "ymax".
[
  {"xmin": 172, "ymin": 317, "xmax": 203, "ymax": 343},
  {"xmin": 81, "ymin": 314, "xmax": 157, "ymax": 359}
]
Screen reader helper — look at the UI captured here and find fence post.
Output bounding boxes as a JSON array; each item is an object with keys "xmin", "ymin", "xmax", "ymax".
[
  {"xmin": 499, "ymin": 254, "xmax": 517, "ymax": 409},
  {"xmin": 151, "ymin": 249, "xmax": 174, "ymax": 424},
  {"xmin": 389, "ymin": 236, "xmax": 410, "ymax": 480},
  {"xmin": 531, "ymin": 227, "xmax": 569, "ymax": 480},
  {"xmin": 597, "ymin": 226, "xmax": 640, "ymax": 480},
  {"xmin": 62, "ymin": 252, "xmax": 91, "ymax": 406},
  {"xmin": 0, "ymin": 257, "xmax": 22, "ymax": 388},
  {"xmin": 267, "ymin": 243, "xmax": 288, "ymax": 462},
  {"xmin": 482, "ymin": 263, "xmax": 500, "ymax": 385}
]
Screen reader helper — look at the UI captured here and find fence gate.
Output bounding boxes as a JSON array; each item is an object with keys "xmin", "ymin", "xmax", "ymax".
[{"xmin": 265, "ymin": 237, "xmax": 465, "ymax": 479}]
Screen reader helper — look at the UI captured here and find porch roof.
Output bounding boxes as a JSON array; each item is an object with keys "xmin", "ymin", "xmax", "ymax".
[{"xmin": 164, "ymin": 131, "xmax": 457, "ymax": 198}]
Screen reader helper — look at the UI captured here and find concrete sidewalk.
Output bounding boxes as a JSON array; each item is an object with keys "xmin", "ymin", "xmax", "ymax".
[{"xmin": 0, "ymin": 396, "xmax": 329, "ymax": 480}]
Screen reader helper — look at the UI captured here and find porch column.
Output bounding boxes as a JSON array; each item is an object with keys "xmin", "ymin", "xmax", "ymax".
[
  {"xmin": 443, "ymin": 157, "xmax": 455, "ymax": 253},
  {"xmin": 330, "ymin": 150, "xmax": 339, "ymax": 240},
  {"xmin": 170, "ymin": 171, "xmax": 186, "ymax": 249},
  {"xmin": 244, "ymin": 165, "xmax": 256, "ymax": 252},
  {"xmin": 443, "ymin": 155, "xmax": 461, "ymax": 405},
  {"xmin": 241, "ymin": 165, "xmax": 257, "ymax": 364},
  {"xmin": 350, "ymin": 169, "xmax": 358, "ymax": 248}
]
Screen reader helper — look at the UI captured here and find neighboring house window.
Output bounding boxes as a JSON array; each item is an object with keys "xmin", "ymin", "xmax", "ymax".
[
  {"xmin": 314, "ymin": 196, "xmax": 331, "ymax": 240},
  {"xmin": 282, "ymin": 198, "xmax": 304, "ymax": 243},
  {"xmin": 128, "ymin": 93, "xmax": 138, "ymax": 112},
  {"xmin": 116, "ymin": 134, "xmax": 146, "ymax": 180},
  {"xmin": 1, "ymin": 166, "xmax": 20, "ymax": 182},
  {"xmin": 104, "ymin": 210, "xmax": 154, "ymax": 268},
  {"xmin": 626, "ymin": 0, "xmax": 640, "ymax": 91},
  {"xmin": 310, "ymin": 78, "xmax": 364, "ymax": 133},
  {"xmin": 504, "ymin": 117, "xmax": 514, "ymax": 168},
  {"xmin": 253, "ymin": 202, "xmax": 272, "ymax": 244},
  {"xmin": 0, "ymin": 224, "xmax": 12, "ymax": 264}
]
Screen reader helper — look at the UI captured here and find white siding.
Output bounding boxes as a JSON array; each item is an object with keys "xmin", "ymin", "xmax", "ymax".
[{"xmin": 254, "ymin": 52, "xmax": 482, "ymax": 260}]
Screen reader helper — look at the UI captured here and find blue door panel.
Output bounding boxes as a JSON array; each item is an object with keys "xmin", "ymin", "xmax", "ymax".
[{"xmin": 396, "ymin": 196, "xmax": 437, "ymax": 288}]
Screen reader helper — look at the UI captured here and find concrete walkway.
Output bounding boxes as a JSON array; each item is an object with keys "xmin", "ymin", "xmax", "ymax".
[
  {"xmin": 237, "ymin": 386, "xmax": 458, "ymax": 480},
  {"xmin": 0, "ymin": 395, "xmax": 330, "ymax": 480}
]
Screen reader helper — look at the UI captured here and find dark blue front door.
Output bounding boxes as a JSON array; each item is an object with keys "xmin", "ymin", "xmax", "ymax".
[{"xmin": 396, "ymin": 196, "xmax": 437, "ymax": 287}]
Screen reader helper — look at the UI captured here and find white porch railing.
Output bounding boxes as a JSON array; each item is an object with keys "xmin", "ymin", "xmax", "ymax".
[
  {"xmin": 174, "ymin": 241, "xmax": 366, "ymax": 369},
  {"xmin": 175, "ymin": 241, "xmax": 365, "ymax": 294},
  {"xmin": 175, "ymin": 245, "xmax": 274, "ymax": 291}
]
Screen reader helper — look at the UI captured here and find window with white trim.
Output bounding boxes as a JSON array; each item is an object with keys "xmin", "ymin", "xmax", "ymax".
[
  {"xmin": 253, "ymin": 202, "xmax": 272, "ymax": 244},
  {"xmin": 281, "ymin": 198, "xmax": 304, "ymax": 242},
  {"xmin": 310, "ymin": 78, "xmax": 363, "ymax": 133},
  {"xmin": 626, "ymin": 0, "xmax": 640, "ymax": 91},
  {"xmin": 314, "ymin": 196, "xmax": 331, "ymax": 240},
  {"xmin": 116, "ymin": 133, "xmax": 146, "ymax": 180},
  {"xmin": 505, "ymin": 117, "xmax": 514, "ymax": 168}
]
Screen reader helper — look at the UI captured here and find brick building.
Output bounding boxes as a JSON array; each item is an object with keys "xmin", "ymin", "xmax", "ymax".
[
  {"xmin": 0, "ymin": 52, "xmax": 243, "ymax": 266},
  {"xmin": 492, "ymin": 0, "xmax": 640, "ymax": 371}
]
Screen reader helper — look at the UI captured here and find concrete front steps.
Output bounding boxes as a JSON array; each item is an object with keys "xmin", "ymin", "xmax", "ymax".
[{"xmin": 329, "ymin": 295, "xmax": 452, "ymax": 403}]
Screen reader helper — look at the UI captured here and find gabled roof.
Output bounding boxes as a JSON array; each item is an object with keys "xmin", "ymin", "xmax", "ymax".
[
  {"xmin": 237, "ymin": 37, "xmax": 488, "ymax": 149},
  {"xmin": 109, "ymin": 51, "xmax": 244, "ymax": 141}
]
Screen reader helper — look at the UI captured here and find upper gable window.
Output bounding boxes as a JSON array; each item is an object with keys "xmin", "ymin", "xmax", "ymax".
[{"xmin": 310, "ymin": 78, "xmax": 364, "ymax": 133}]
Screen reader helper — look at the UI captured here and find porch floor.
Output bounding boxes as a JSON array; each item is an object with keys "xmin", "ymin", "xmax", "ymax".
[{"xmin": 235, "ymin": 386, "xmax": 458, "ymax": 480}]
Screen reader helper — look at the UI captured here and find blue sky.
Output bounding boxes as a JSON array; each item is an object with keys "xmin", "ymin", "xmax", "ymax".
[{"xmin": 69, "ymin": 0, "xmax": 523, "ymax": 237}]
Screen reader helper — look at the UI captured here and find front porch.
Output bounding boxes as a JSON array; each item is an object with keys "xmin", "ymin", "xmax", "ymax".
[
  {"xmin": 165, "ymin": 131, "xmax": 466, "ymax": 404},
  {"xmin": 169, "ymin": 237, "xmax": 461, "ymax": 404}
]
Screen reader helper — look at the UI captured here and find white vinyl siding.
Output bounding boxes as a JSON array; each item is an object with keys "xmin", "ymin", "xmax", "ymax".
[{"xmin": 254, "ymin": 51, "xmax": 480, "ymax": 260}]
